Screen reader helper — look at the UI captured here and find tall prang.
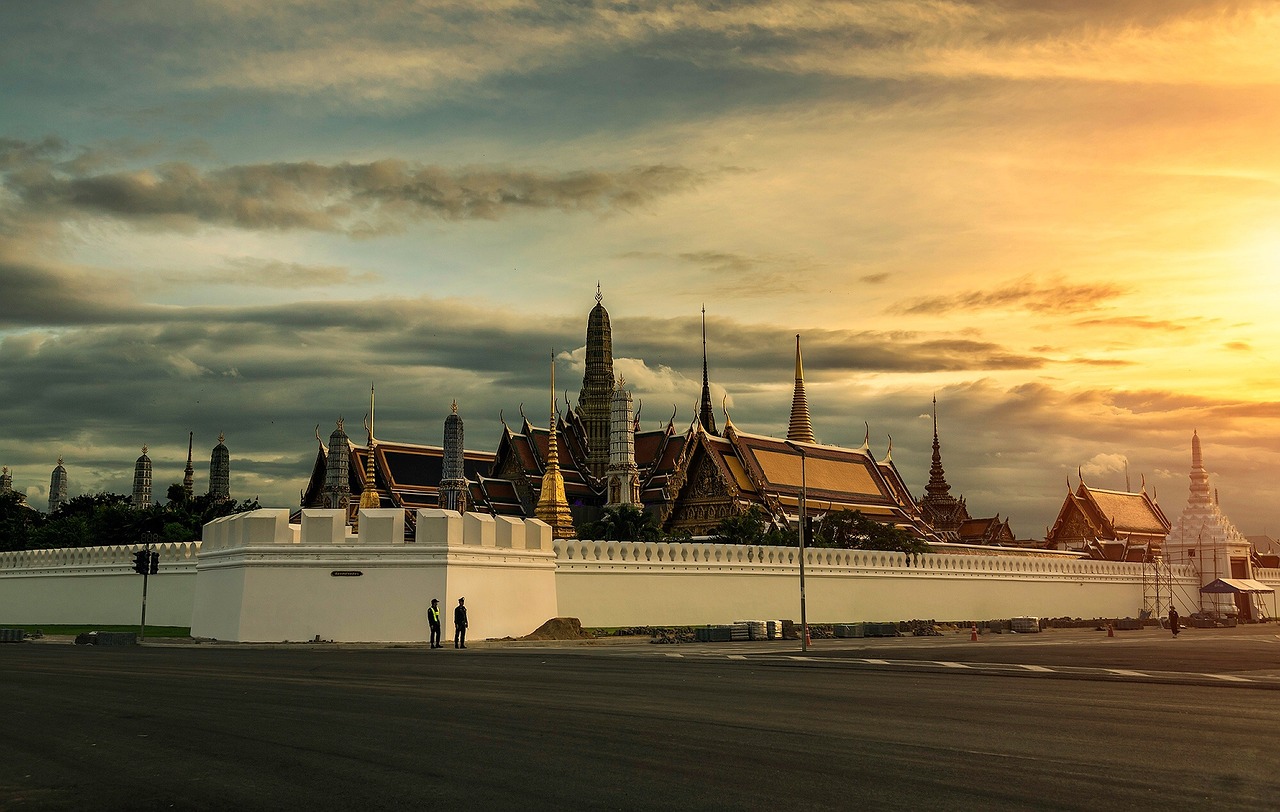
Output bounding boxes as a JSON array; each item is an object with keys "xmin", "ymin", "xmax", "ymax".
[
  {"xmin": 537, "ymin": 354, "xmax": 576, "ymax": 538},
  {"xmin": 606, "ymin": 376, "xmax": 640, "ymax": 506},
  {"xmin": 48, "ymin": 457, "xmax": 68, "ymax": 513},
  {"xmin": 440, "ymin": 400, "xmax": 467, "ymax": 513},
  {"xmin": 576, "ymin": 284, "xmax": 614, "ymax": 479},
  {"xmin": 209, "ymin": 433, "xmax": 230, "ymax": 503},
  {"xmin": 698, "ymin": 306, "xmax": 717, "ymax": 435},
  {"xmin": 917, "ymin": 396, "xmax": 969, "ymax": 537},
  {"xmin": 786, "ymin": 334, "xmax": 815, "ymax": 443},
  {"xmin": 131, "ymin": 446, "xmax": 152, "ymax": 509},
  {"xmin": 182, "ymin": 432, "xmax": 195, "ymax": 500},
  {"xmin": 323, "ymin": 419, "xmax": 351, "ymax": 515},
  {"xmin": 0, "ymin": 466, "xmax": 10, "ymax": 494}
]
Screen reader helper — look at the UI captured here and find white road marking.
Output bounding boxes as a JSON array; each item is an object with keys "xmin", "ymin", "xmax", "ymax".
[
  {"xmin": 862, "ymin": 659, "xmax": 891, "ymax": 665},
  {"xmin": 935, "ymin": 661, "xmax": 971, "ymax": 669},
  {"xmin": 727, "ymin": 655, "xmax": 747, "ymax": 660},
  {"xmin": 1106, "ymin": 669, "xmax": 1148, "ymax": 677},
  {"xmin": 1020, "ymin": 665, "xmax": 1053, "ymax": 672},
  {"xmin": 788, "ymin": 656, "xmax": 813, "ymax": 661},
  {"xmin": 665, "ymin": 653, "xmax": 683, "ymax": 658},
  {"xmin": 1204, "ymin": 674, "xmax": 1251, "ymax": 682}
]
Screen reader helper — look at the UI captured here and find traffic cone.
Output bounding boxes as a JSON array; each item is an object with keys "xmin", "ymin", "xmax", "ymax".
[
  {"xmin": 970, "ymin": 624, "xmax": 978, "ymax": 642},
  {"xmin": 805, "ymin": 628, "xmax": 811, "ymax": 646}
]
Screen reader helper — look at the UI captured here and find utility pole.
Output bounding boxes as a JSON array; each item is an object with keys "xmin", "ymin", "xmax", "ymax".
[{"xmin": 785, "ymin": 441, "xmax": 809, "ymax": 652}]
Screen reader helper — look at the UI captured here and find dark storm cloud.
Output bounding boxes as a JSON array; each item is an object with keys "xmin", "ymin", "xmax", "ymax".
[
  {"xmin": 2, "ymin": 145, "xmax": 710, "ymax": 233},
  {"xmin": 893, "ymin": 277, "xmax": 1126, "ymax": 316},
  {"xmin": 0, "ymin": 259, "xmax": 142, "ymax": 326}
]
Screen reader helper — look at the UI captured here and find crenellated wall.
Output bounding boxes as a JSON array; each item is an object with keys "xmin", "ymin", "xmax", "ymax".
[
  {"xmin": 553, "ymin": 539, "xmax": 1209, "ymax": 627},
  {"xmin": 4, "ymin": 515, "xmax": 1275, "ymax": 639},
  {"xmin": 0, "ymin": 541, "xmax": 199, "ymax": 627},
  {"xmin": 191, "ymin": 508, "xmax": 558, "ymax": 642}
]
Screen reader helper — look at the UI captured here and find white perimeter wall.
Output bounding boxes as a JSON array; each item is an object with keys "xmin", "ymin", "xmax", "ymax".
[
  {"xmin": 553, "ymin": 540, "xmax": 1208, "ymax": 627},
  {"xmin": 190, "ymin": 508, "xmax": 559, "ymax": 643},
  {"xmin": 0, "ymin": 543, "xmax": 199, "ymax": 627},
  {"xmin": 6, "ymin": 524, "xmax": 1276, "ymax": 639}
]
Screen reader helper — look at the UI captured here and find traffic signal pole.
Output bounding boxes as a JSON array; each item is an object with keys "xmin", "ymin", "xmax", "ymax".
[{"xmin": 138, "ymin": 531, "xmax": 157, "ymax": 642}]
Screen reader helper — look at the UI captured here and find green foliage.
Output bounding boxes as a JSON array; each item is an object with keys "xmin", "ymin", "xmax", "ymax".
[
  {"xmin": 810, "ymin": 509, "xmax": 929, "ymax": 555},
  {"xmin": 0, "ymin": 492, "xmax": 39, "ymax": 552},
  {"xmin": 0, "ymin": 488, "xmax": 260, "ymax": 552},
  {"xmin": 712, "ymin": 505, "xmax": 793, "ymax": 546},
  {"xmin": 579, "ymin": 503, "xmax": 664, "ymax": 541}
]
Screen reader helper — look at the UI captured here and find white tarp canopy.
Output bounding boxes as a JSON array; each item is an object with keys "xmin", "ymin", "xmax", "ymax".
[{"xmin": 1199, "ymin": 578, "xmax": 1275, "ymax": 594}]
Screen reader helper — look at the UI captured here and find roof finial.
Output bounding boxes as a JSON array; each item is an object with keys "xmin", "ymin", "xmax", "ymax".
[
  {"xmin": 698, "ymin": 305, "xmax": 718, "ymax": 435},
  {"xmin": 451, "ymin": 399, "xmax": 458, "ymax": 415},
  {"xmin": 596, "ymin": 281, "xmax": 602, "ymax": 305}
]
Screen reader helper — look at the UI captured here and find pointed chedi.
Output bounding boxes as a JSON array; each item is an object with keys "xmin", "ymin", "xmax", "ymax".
[{"xmin": 536, "ymin": 353, "xmax": 576, "ymax": 538}]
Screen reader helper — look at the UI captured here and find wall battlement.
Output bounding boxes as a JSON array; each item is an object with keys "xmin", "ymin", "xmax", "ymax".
[{"xmin": 0, "ymin": 541, "xmax": 200, "ymax": 574}]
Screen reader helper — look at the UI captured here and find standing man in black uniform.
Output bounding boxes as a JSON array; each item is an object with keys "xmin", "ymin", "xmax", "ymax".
[
  {"xmin": 427, "ymin": 598, "xmax": 442, "ymax": 648},
  {"xmin": 454, "ymin": 597, "xmax": 468, "ymax": 649}
]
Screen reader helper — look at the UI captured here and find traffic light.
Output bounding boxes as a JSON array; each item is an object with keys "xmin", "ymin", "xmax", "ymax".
[
  {"xmin": 148, "ymin": 551, "xmax": 159, "ymax": 575},
  {"xmin": 132, "ymin": 549, "xmax": 149, "ymax": 575}
]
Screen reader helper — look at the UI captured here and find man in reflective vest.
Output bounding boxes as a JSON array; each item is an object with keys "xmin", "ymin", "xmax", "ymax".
[{"xmin": 428, "ymin": 598, "xmax": 442, "ymax": 649}]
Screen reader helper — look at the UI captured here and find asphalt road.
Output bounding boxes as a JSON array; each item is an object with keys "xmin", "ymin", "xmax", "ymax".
[{"xmin": 3, "ymin": 630, "xmax": 1279, "ymax": 811}]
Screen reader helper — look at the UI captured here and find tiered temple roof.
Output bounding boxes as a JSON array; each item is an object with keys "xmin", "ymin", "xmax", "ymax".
[
  {"xmin": 665, "ymin": 420, "xmax": 937, "ymax": 538},
  {"xmin": 1046, "ymin": 480, "xmax": 1170, "ymax": 561}
]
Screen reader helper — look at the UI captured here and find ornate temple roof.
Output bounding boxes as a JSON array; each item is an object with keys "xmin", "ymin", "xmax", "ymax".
[
  {"xmin": 666, "ymin": 422, "xmax": 937, "ymax": 537},
  {"xmin": 1046, "ymin": 480, "xmax": 1170, "ymax": 560}
]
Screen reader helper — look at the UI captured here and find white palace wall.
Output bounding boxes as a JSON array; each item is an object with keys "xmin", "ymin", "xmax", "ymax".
[
  {"xmin": 191, "ymin": 508, "xmax": 558, "ymax": 642},
  {"xmin": 553, "ymin": 540, "xmax": 1205, "ymax": 627},
  {"xmin": 0, "ymin": 542, "xmax": 198, "ymax": 627},
  {"xmin": 5, "ymin": 507, "xmax": 1275, "ymax": 639}
]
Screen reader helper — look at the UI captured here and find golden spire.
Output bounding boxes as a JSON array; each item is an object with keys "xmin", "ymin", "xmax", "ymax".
[
  {"xmin": 786, "ymin": 334, "xmax": 815, "ymax": 443},
  {"xmin": 535, "ymin": 352, "xmax": 576, "ymax": 538},
  {"xmin": 359, "ymin": 383, "xmax": 380, "ymax": 511}
]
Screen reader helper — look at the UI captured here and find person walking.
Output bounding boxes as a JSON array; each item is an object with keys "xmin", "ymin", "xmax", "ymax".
[
  {"xmin": 427, "ymin": 598, "xmax": 442, "ymax": 649},
  {"xmin": 454, "ymin": 597, "xmax": 468, "ymax": 649},
  {"xmin": 1168, "ymin": 606, "xmax": 1180, "ymax": 638}
]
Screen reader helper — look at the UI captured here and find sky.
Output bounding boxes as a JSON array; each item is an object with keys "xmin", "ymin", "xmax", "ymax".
[{"xmin": 2, "ymin": 1, "xmax": 1278, "ymax": 538}]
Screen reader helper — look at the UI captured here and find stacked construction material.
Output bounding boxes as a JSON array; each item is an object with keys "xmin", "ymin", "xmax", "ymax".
[
  {"xmin": 834, "ymin": 623, "xmax": 864, "ymax": 638},
  {"xmin": 1010, "ymin": 616, "xmax": 1041, "ymax": 633}
]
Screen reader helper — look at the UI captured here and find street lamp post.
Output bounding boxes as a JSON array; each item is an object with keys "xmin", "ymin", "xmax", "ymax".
[{"xmin": 785, "ymin": 441, "xmax": 808, "ymax": 652}]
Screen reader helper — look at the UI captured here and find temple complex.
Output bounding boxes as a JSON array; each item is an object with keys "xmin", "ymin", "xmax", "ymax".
[{"xmin": 295, "ymin": 289, "xmax": 1012, "ymax": 544}]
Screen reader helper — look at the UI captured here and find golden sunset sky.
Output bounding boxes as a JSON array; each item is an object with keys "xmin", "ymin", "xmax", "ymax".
[{"xmin": 1, "ymin": 1, "xmax": 1277, "ymax": 536}]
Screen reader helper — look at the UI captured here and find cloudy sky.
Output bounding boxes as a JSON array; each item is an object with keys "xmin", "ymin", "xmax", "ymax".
[{"xmin": 2, "ymin": 1, "xmax": 1278, "ymax": 537}]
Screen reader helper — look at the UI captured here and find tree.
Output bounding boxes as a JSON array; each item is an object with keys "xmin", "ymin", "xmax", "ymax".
[
  {"xmin": 0, "ymin": 491, "xmax": 40, "ymax": 552},
  {"xmin": 579, "ymin": 503, "xmax": 663, "ymax": 541},
  {"xmin": 712, "ymin": 505, "xmax": 792, "ymax": 546},
  {"xmin": 811, "ymin": 510, "xmax": 928, "ymax": 555}
]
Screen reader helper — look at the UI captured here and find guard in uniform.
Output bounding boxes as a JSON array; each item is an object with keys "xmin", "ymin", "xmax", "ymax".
[{"xmin": 428, "ymin": 598, "xmax": 442, "ymax": 648}]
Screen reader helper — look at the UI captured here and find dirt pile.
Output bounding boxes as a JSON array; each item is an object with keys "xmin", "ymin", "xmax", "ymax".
[{"xmin": 520, "ymin": 617, "xmax": 594, "ymax": 641}]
